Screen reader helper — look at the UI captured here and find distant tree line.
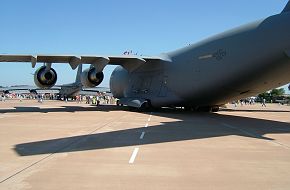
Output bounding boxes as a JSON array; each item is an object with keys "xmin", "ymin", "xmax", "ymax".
[{"xmin": 258, "ymin": 88, "xmax": 288, "ymax": 102}]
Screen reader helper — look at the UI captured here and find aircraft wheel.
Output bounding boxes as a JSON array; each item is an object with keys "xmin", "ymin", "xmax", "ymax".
[
  {"xmin": 139, "ymin": 100, "xmax": 152, "ymax": 112},
  {"xmin": 184, "ymin": 106, "xmax": 193, "ymax": 111},
  {"xmin": 116, "ymin": 100, "xmax": 123, "ymax": 107},
  {"xmin": 211, "ymin": 106, "xmax": 220, "ymax": 112},
  {"xmin": 196, "ymin": 106, "xmax": 212, "ymax": 112}
]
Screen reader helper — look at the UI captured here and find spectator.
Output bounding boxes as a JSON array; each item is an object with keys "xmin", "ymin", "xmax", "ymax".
[{"xmin": 262, "ymin": 98, "xmax": 266, "ymax": 107}]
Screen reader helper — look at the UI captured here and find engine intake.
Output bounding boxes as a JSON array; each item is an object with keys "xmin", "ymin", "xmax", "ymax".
[
  {"xmin": 81, "ymin": 67, "xmax": 104, "ymax": 88},
  {"xmin": 34, "ymin": 66, "xmax": 57, "ymax": 89}
]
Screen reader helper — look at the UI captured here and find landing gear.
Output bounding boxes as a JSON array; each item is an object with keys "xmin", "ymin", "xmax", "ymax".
[
  {"xmin": 116, "ymin": 100, "xmax": 123, "ymax": 107},
  {"xmin": 139, "ymin": 100, "xmax": 152, "ymax": 112},
  {"xmin": 211, "ymin": 106, "xmax": 220, "ymax": 112},
  {"xmin": 196, "ymin": 106, "xmax": 212, "ymax": 112},
  {"xmin": 184, "ymin": 106, "xmax": 220, "ymax": 112},
  {"xmin": 184, "ymin": 106, "xmax": 193, "ymax": 111},
  {"xmin": 197, "ymin": 106, "xmax": 220, "ymax": 112}
]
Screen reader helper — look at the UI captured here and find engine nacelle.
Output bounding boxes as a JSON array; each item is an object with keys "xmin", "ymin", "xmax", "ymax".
[
  {"xmin": 34, "ymin": 66, "xmax": 57, "ymax": 89},
  {"xmin": 81, "ymin": 67, "xmax": 104, "ymax": 88}
]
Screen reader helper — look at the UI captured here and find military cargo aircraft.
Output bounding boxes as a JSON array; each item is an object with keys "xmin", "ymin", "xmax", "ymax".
[{"xmin": 1, "ymin": 1, "xmax": 290, "ymax": 111}]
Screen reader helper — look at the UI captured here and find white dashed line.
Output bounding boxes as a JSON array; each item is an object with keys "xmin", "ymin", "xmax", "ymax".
[
  {"xmin": 128, "ymin": 114, "xmax": 152, "ymax": 164},
  {"xmin": 148, "ymin": 115, "xmax": 152, "ymax": 122},
  {"xmin": 129, "ymin": 148, "xmax": 139, "ymax": 164},
  {"xmin": 140, "ymin": 132, "xmax": 145, "ymax": 139}
]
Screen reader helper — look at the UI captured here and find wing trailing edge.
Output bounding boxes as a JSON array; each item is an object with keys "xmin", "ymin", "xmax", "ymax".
[{"xmin": 0, "ymin": 54, "xmax": 169, "ymax": 72}]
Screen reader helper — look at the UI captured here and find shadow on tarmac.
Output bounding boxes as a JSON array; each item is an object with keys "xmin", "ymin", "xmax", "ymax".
[
  {"xmin": 1, "ymin": 105, "xmax": 289, "ymax": 114},
  {"xmin": 13, "ymin": 107, "xmax": 290, "ymax": 156},
  {"xmin": 0, "ymin": 105, "xmax": 126, "ymax": 114},
  {"xmin": 221, "ymin": 108, "xmax": 290, "ymax": 113}
]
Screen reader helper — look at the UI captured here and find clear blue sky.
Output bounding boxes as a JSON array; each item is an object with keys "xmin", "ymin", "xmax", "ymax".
[{"xmin": 0, "ymin": 0, "xmax": 289, "ymax": 92}]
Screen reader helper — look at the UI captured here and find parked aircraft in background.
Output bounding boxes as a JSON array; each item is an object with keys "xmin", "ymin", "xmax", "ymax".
[
  {"xmin": 56, "ymin": 64, "xmax": 84, "ymax": 97},
  {"xmin": 1, "ymin": 2, "xmax": 290, "ymax": 111},
  {"xmin": 0, "ymin": 65, "xmax": 109, "ymax": 97}
]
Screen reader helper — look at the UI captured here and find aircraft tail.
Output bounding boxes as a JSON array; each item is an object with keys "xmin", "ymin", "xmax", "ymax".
[
  {"xmin": 282, "ymin": 1, "xmax": 290, "ymax": 13},
  {"xmin": 75, "ymin": 64, "xmax": 82, "ymax": 84}
]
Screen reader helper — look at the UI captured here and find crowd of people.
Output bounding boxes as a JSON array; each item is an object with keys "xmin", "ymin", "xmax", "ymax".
[
  {"xmin": 1, "ymin": 92, "xmax": 288, "ymax": 108},
  {"xmin": 232, "ymin": 97, "xmax": 290, "ymax": 107},
  {"xmin": 232, "ymin": 98, "xmax": 257, "ymax": 107},
  {"xmin": 0, "ymin": 92, "xmax": 117, "ymax": 106},
  {"xmin": 76, "ymin": 94, "xmax": 116, "ymax": 105}
]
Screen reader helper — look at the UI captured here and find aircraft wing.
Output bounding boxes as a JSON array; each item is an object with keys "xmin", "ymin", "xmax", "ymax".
[
  {"xmin": 82, "ymin": 87, "xmax": 110, "ymax": 93},
  {"xmin": 2, "ymin": 86, "xmax": 62, "ymax": 94},
  {"xmin": 0, "ymin": 54, "xmax": 167, "ymax": 72}
]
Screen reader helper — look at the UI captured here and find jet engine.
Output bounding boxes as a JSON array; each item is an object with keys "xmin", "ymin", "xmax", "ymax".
[
  {"xmin": 81, "ymin": 67, "xmax": 104, "ymax": 88},
  {"xmin": 34, "ymin": 66, "xmax": 57, "ymax": 89}
]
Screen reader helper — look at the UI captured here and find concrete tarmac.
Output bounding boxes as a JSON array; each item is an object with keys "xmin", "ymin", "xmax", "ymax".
[{"xmin": 0, "ymin": 100, "xmax": 290, "ymax": 190}]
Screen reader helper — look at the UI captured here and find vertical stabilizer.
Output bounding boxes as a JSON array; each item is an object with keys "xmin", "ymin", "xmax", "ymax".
[
  {"xmin": 75, "ymin": 64, "xmax": 82, "ymax": 84},
  {"xmin": 282, "ymin": 1, "xmax": 290, "ymax": 13}
]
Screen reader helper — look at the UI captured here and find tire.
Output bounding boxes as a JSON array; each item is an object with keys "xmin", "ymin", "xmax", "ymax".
[
  {"xmin": 211, "ymin": 106, "xmax": 220, "ymax": 112},
  {"xmin": 139, "ymin": 100, "xmax": 152, "ymax": 112}
]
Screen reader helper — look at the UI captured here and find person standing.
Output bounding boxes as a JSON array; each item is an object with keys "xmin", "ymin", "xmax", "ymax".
[
  {"xmin": 86, "ymin": 96, "xmax": 90, "ymax": 104},
  {"xmin": 92, "ymin": 96, "xmax": 96, "ymax": 105},
  {"xmin": 96, "ymin": 95, "xmax": 100, "ymax": 106},
  {"xmin": 262, "ymin": 98, "xmax": 266, "ymax": 107}
]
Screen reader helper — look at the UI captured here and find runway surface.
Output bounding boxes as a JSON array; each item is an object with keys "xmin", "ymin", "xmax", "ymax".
[{"xmin": 0, "ymin": 100, "xmax": 290, "ymax": 190}]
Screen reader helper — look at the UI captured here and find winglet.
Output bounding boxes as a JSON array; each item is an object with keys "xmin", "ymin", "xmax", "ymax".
[{"xmin": 282, "ymin": 1, "xmax": 290, "ymax": 13}]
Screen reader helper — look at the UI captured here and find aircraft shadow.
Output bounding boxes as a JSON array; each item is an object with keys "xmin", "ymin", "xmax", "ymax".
[
  {"xmin": 1, "ymin": 104, "xmax": 289, "ymax": 114},
  {"xmin": 221, "ymin": 108, "xmax": 290, "ymax": 113},
  {"xmin": 14, "ymin": 111, "xmax": 290, "ymax": 156},
  {"xmin": 0, "ymin": 105, "xmax": 126, "ymax": 114}
]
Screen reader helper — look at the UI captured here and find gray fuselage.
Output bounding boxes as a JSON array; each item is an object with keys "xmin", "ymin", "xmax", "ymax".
[{"xmin": 110, "ymin": 12, "xmax": 290, "ymax": 108}]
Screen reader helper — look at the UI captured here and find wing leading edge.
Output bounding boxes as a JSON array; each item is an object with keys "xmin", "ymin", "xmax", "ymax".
[{"xmin": 0, "ymin": 54, "xmax": 167, "ymax": 72}]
